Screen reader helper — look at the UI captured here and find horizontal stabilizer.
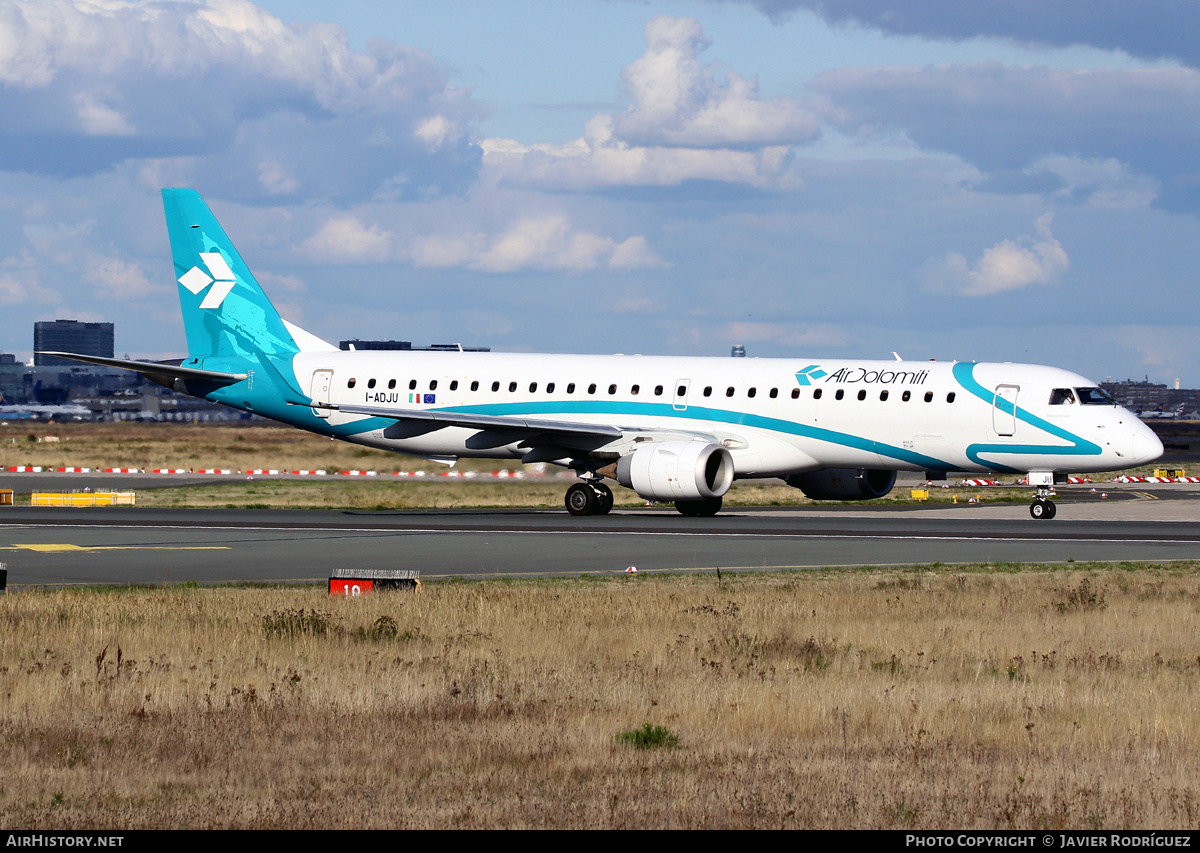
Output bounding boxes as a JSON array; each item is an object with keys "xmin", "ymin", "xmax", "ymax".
[{"xmin": 36, "ymin": 351, "xmax": 247, "ymax": 390}]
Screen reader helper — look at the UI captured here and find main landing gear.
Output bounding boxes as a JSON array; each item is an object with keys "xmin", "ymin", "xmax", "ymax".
[{"xmin": 565, "ymin": 481, "xmax": 614, "ymax": 516}]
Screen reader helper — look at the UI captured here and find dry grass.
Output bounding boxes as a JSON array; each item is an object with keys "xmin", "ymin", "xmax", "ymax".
[
  {"xmin": 0, "ymin": 422, "xmax": 513, "ymax": 474},
  {"xmin": 3, "ymin": 565, "xmax": 1200, "ymax": 828}
]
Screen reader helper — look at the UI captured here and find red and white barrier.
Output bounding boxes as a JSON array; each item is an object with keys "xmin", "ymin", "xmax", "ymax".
[
  {"xmin": 8, "ymin": 466, "xmax": 42, "ymax": 472},
  {"xmin": 151, "ymin": 468, "xmax": 189, "ymax": 474},
  {"xmin": 199, "ymin": 469, "xmax": 233, "ymax": 475},
  {"xmin": 340, "ymin": 470, "xmax": 378, "ymax": 476},
  {"xmin": 290, "ymin": 470, "xmax": 327, "ymax": 476},
  {"xmin": 103, "ymin": 468, "xmax": 139, "ymax": 473},
  {"xmin": 961, "ymin": 479, "xmax": 1001, "ymax": 486}
]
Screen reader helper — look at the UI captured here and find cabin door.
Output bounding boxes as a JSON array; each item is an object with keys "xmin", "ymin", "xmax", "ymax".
[
  {"xmin": 992, "ymin": 385, "xmax": 1019, "ymax": 437},
  {"xmin": 309, "ymin": 369, "xmax": 333, "ymax": 418}
]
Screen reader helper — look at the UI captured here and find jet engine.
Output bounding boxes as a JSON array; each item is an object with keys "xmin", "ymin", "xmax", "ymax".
[
  {"xmin": 610, "ymin": 441, "xmax": 735, "ymax": 501},
  {"xmin": 786, "ymin": 468, "xmax": 897, "ymax": 501}
]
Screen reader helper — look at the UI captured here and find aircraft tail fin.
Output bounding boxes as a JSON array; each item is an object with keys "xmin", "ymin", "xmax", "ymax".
[{"xmin": 162, "ymin": 189, "xmax": 331, "ymax": 361}]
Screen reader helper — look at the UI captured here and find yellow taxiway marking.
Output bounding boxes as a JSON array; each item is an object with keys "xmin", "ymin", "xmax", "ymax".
[{"xmin": 1, "ymin": 544, "xmax": 230, "ymax": 553}]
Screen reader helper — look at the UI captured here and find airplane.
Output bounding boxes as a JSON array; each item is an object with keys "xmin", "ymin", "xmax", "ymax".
[
  {"xmin": 1137, "ymin": 403, "xmax": 1187, "ymax": 420},
  {"xmin": 40, "ymin": 189, "xmax": 1163, "ymax": 521}
]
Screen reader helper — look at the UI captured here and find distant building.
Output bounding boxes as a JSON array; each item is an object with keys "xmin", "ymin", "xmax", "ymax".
[
  {"xmin": 339, "ymin": 339, "xmax": 490, "ymax": 353},
  {"xmin": 34, "ymin": 320, "xmax": 114, "ymax": 367},
  {"xmin": 1101, "ymin": 377, "xmax": 1200, "ymax": 415},
  {"xmin": 0, "ymin": 353, "xmax": 23, "ymax": 404}
]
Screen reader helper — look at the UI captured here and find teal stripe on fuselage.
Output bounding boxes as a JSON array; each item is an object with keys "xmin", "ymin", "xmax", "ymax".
[
  {"xmin": 951, "ymin": 362, "xmax": 1101, "ymax": 472},
  {"xmin": 426, "ymin": 399, "xmax": 951, "ymax": 469}
]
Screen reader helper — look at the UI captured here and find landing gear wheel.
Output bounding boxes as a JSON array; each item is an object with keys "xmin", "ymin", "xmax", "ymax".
[
  {"xmin": 565, "ymin": 483, "xmax": 596, "ymax": 516},
  {"xmin": 675, "ymin": 496, "xmax": 723, "ymax": 517},
  {"xmin": 593, "ymin": 482, "xmax": 614, "ymax": 515},
  {"xmin": 1030, "ymin": 499, "xmax": 1056, "ymax": 520}
]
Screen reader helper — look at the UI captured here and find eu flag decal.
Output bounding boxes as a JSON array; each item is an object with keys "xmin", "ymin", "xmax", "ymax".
[{"xmin": 424, "ymin": 394, "xmax": 436, "ymax": 404}]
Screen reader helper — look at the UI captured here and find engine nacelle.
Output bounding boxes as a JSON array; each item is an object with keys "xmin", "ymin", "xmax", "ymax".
[
  {"xmin": 786, "ymin": 468, "xmax": 897, "ymax": 501},
  {"xmin": 614, "ymin": 441, "xmax": 734, "ymax": 502}
]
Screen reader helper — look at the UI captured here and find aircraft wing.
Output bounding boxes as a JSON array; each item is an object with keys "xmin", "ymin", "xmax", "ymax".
[{"xmin": 325, "ymin": 402, "xmax": 624, "ymax": 439}]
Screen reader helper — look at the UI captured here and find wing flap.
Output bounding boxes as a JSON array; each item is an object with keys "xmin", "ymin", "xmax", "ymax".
[{"xmin": 328, "ymin": 402, "xmax": 623, "ymax": 439}]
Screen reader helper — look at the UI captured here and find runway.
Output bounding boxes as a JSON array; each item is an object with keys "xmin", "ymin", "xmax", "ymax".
[{"xmin": 2, "ymin": 492, "xmax": 1199, "ymax": 587}]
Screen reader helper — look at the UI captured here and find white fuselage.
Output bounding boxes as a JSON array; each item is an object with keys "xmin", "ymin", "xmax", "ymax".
[{"xmin": 290, "ymin": 351, "xmax": 1162, "ymax": 476}]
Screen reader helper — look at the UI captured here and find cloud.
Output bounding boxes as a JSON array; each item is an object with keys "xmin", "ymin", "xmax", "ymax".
[
  {"xmin": 82, "ymin": 256, "xmax": 159, "ymax": 300},
  {"xmin": 615, "ymin": 16, "xmax": 819, "ymax": 148},
  {"xmin": 482, "ymin": 16, "xmax": 816, "ymax": 191},
  {"xmin": 809, "ymin": 63, "xmax": 1200, "ymax": 212},
  {"xmin": 300, "ymin": 207, "xmax": 665, "ymax": 273},
  {"xmin": 724, "ymin": 1, "xmax": 1200, "ymax": 67},
  {"xmin": 0, "ymin": 251, "xmax": 56, "ymax": 306},
  {"xmin": 411, "ymin": 214, "xmax": 666, "ymax": 273},
  {"xmin": 302, "ymin": 216, "xmax": 392, "ymax": 264},
  {"xmin": 923, "ymin": 213, "xmax": 1068, "ymax": 296},
  {"xmin": 719, "ymin": 321, "xmax": 853, "ymax": 348},
  {"xmin": 0, "ymin": 0, "xmax": 481, "ymax": 201}
]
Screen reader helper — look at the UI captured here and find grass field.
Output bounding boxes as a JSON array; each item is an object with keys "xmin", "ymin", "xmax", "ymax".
[{"xmin": 2, "ymin": 565, "xmax": 1199, "ymax": 829}]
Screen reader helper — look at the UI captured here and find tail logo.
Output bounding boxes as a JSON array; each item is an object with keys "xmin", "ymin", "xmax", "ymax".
[{"xmin": 178, "ymin": 252, "xmax": 237, "ymax": 309}]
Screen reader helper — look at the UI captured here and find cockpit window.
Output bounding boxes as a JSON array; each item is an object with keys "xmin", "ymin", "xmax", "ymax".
[
  {"xmin": 1075, "ymin": 387, "xmax": 1115, "ymax": 405},
  {"xmin": 1049, "ymin": 388, "xmax": 1076, "ymax": 405}
]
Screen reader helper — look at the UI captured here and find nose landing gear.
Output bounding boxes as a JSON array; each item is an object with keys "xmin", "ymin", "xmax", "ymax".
[
  {"xmin": 1028, "ymin": 476, "xmax": 1057, "ymax": 520},
  {"xmin": 1030, "ymin": 496, "xmax": 1057, "ymax": 519}
]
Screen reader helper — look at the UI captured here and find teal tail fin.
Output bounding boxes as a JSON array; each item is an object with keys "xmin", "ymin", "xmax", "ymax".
[{"xmin": 162, "ymin": 188, "xmax": 299, "ymax": 361}]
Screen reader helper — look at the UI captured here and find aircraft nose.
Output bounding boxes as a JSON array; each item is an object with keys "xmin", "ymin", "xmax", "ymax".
[{"xmin": 1130, "ymin": 423, "xmax": 1164, "ymax": 464}]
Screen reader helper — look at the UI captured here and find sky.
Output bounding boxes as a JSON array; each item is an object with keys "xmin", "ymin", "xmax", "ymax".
[{"xmin": 1, "ymin": 0, "xmax": 1198, "ymax": 385}]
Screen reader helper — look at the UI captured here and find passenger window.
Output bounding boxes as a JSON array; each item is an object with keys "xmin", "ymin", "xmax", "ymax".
[
  {"xmin": 529, "ymin": 382, "xmax": 537, "ymax": 393},
  {"xmin": 857, "ymin": 389, "xmax": 866, "ymax": 401},
  {"xmin": 880, "ymin": 390, "xmax": 889, "ymax": 401},
  {"xmin": 792, "ymin": 388, "xmax": 800, "ymax": 399},
  {"xmin": 567, "ymin": 383, "xmax": 575, "ymax": 394},
  {"xmin": 409, "ymin": 380, "xmax": 417, "ymax": 390},
  {"xmin": 747, "ymin": 387, "xmax": 756, "ymax": 398},
  {"xmin": 769, "ymin": 388, "xmax": 778, "ymax": 399},
  {"xmin": 631, "ymin": 384, "xmax": 639, "ymax": 395},
  {"xmin": 608, "ymin": 384, "xmax": 617, "ymax": 395},
  {"xmin": 1049, "ymin": 388, "xmax": 1075, "ymax": 405},
  {"xmin": 588, "ymin": 384, "xmax": 597, "ymax": 394},
  {"xmin": 508, "ymin": 382, "xmax": 517, "ymax": 392},
  {"xmin": 470, "ymin": 381, "xmax": 479, "ymax": 392},
  {"xmin": 347, "ymin": 378, "xmax": 356, "ymax": 388},
  {"xmin": 902, "ymin": 390, "xmax": 910, "ymax": 402},
  {"xmin": 835, "ymin": 389, "xmax": 844, "ymax": 400},
  {"xmin": 429, "ymin": 380, "xmax": 437, "ymax": 391},
  {"xmin": 547, "ymin": 382, "xmax": 555, "ymax": 393},
  {"xmin": 388, "ymin": 379, "xmax": 396, "ymax": 389},
  {"xmin": 654, "ymin": 385, "xmax": 663, "ymax": 396},
  {"xmin": 367, "ymin": 378, "xmax": 376, "ymax": 389},
  {"xmin": 677, "ymin": 385, "xmax": 686, "ymax": 397},
  {"xmin": 703, "ymin": 386, "xmax": 712, "ymax": 397},
  {"xmin": 450, "ymin": 380, "xmax": 458, "ymax": 391},
  {"xmin": 946, "ymin": 392, "xmax": 956, "ymax": 403},
  {"xmin": 812, "ymin": 389, "xmax": 820, "ymax": 400},
  {"xmin": 924, "ymin": 392, "xmax": 933, "ymax": 402},
  {"xmin": 491, "ymin": 381, "xmax": 500, "ymax": 392},
  {"xmin": 726, "ymin": 387, "xmax": 734, "ymax": 397}
]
